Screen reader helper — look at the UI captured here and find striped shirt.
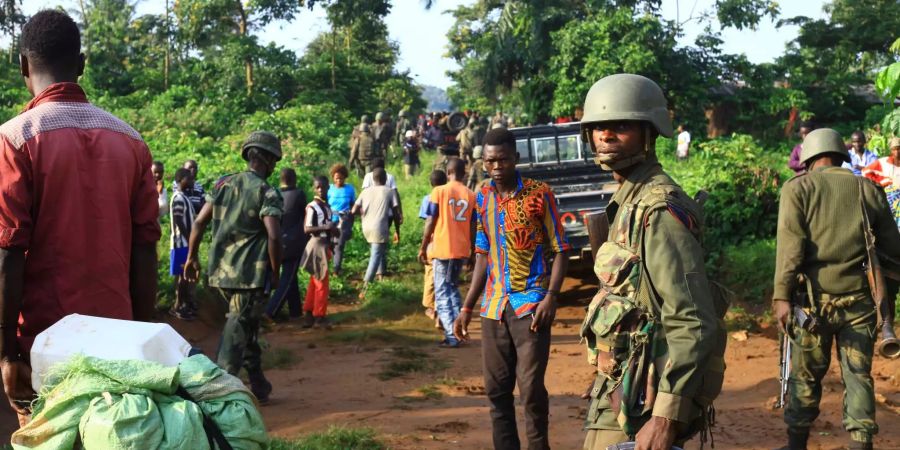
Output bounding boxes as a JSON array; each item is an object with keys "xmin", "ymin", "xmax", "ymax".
[
  {"xmin": 170, "ymin": 190, "xmax": 195, "ymax": 249},
  {"xmin": 475, "ymin": 173, "xmax": 570, "ymax": 320}
]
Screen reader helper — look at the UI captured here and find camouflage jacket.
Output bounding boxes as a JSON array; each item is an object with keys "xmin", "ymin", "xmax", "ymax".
[
  {"xmin": 580, "ymin": 159, "xmax": 724, "ymax": 428},
  {"xmin": 206, "ymin": 171, "xmax": 284, "ymax": 289},
  {"xmin": 353, "ymin": 131, "xmax": 378, "ymax": 161}
]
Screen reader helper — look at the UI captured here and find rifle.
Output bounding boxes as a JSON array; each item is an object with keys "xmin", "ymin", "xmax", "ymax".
[
  {"xmin": 777, "ymin": 331, "xmax": 790, "ymax": 409},
  {"xmin": 776, "ymin": 302, "xmax": 818, "ymax": 409},
  {"xmin": 857, "ymin": 178, "xmax": 900, "ymax": 359}
]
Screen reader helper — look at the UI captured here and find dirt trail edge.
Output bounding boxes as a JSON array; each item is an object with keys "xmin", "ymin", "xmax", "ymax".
[{"xmin": 255, "ymin": 275, "xmax": 900, "ymax": 450}]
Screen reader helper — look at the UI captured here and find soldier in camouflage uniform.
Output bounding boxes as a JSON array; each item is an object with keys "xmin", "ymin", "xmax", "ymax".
[
  {"xmin": 348, "ymin": 115, "xmax": 368, "ymax": 177},
  {"xmin": 578, "ymin": 74, "xmax": 726, "ymax": 449},
  {"xmin": 467, "ymin": 145, "xmax": 485, "ymax": 190},
  {"xmin": 457, "ymin": 118, "xmax": 476, "ymax": 163},
  {"xmin": 351, "ymin": 122, "xmax": 378, "ymax": 178},
  {"xmin": 773, "ymin": 128, "xmax": 900, "ymax": 450},
  {"xmin": 395, "ymin": 109, "xmax": 414, "ymax": 148},
  {"xmin": 371, "ymin": 112, "xmax": 392, "ymax": 162},
  {"xmin": 185, "ymin": 131, "xmax": 284, "ymax": 403}
]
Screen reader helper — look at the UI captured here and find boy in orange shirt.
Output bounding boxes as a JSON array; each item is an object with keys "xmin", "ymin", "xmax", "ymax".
[{"xmin": 418, "ymin": 159, "xmax": 476, "ymax": 347}]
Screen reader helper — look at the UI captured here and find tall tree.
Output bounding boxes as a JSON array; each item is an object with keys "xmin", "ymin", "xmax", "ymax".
[
  {"xmin": 175, "ymin": 0, "xmax": 318, "ymax": 95},
  {"xmin": 778, "ymin": 0, "xmax": 900, "ymax": 125},
  {"xmin": 0, "ymin": 0, "xmax": 24, "ymax": 63}
]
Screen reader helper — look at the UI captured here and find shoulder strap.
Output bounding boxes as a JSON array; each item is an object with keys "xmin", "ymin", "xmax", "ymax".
[
  {"xmin": 175, "ymin": 386, "xmax": 234, "ymax": 450},
  {"xmin": 857, "ymin": 177, "xmax": 885, "ymax": 325}
]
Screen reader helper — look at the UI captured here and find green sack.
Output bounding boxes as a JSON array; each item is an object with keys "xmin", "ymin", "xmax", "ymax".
[{"xmin": 12, "ymin": 354, "xmax": 267, "ymax": 450}]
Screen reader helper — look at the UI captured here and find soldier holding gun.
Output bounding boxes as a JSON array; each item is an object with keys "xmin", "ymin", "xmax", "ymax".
[{"xmin": 772, "ymin": 129, "xmax": 900, "ymax": 450}]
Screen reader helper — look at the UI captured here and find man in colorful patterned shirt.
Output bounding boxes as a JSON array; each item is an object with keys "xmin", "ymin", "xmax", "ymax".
[{"xmin": 454, "ymin": 127, "xmax": 570, "ymax": 450}]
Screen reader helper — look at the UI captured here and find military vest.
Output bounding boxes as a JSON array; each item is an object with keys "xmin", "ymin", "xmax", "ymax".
[
  {"xmin": 580, "ymin": 181, "xmax": 728, "ymax": 437},
  {"xmin": 358, "ymin": 133, "xmax": 377, "ymax": 160}
]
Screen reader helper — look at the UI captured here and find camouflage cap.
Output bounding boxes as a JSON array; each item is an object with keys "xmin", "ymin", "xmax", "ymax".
[
  {"xmin": 242, "ymin": 131, "xmax": 282, "ymax": 162},
  {"xmin": 890, "ymin": 136, "xmax": 900, "ymax": 149}
]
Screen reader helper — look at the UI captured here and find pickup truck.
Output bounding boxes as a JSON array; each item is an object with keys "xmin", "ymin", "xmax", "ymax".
[{"xmin": 510, "ymin": 122, "xmax": 616, "ymax": 258}]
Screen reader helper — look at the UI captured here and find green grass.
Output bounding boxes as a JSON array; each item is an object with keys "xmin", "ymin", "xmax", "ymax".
[
  {"xmin": 377, "ymin": 347, "xmax": 451, "ymax": 381},
  {"xmin": 269, "ymin": 427, "xmax": 385, "ymax": 450},
  {"xmin": 261, "ymin": 346, "xmax": 300, "ymax": 371}
]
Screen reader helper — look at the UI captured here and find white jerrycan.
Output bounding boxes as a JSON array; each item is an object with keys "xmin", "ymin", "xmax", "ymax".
[{"xmin": 30, "ymin": 314, "xmax": 192, "ymax": 391}]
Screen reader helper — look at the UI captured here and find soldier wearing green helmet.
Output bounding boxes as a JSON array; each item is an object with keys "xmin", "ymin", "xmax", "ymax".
[
  {"xmin": 772, "ymin": 128, "xmax": 900, "ymax": 450},
  {"xmin": 395, "ymin": 109, "xmax": 415, "ymax": 148},
  {"xmin": 577, "ymin": 74, "xmax": 726, "ymax": 449},
  {"xmin": 184, "ymin": 130, "xmax": 284, "ymax": 403}
]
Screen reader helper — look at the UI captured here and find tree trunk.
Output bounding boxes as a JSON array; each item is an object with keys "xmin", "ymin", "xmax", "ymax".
[
  {"xmin": 164, "ymin": 0, "xmax": 170, "ymax": 90},
  {"xmin": 78, "ymin": 0, "xmax": 89, "ymax": 63},
  {"xmin": 330, "ymin": 28, "xmax": 336, "ymax": 90},
  {"xmin": 236, "ymin": 1, "xmax": 253, "ymax": 96}
]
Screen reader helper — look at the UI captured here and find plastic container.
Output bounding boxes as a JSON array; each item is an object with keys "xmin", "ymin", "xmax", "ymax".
[{"xmin": 30, "ymin": 314, "xmax": 192, "ymax": 391}]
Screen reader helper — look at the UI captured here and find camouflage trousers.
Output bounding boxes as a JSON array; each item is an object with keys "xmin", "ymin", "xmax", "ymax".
[
  {"xmin": 217, "ymin": 288, "xmax": 267, "ymax": 377},
  {"xmin": 467, "ymin": 158, "xmax": 484, "ymax": 190},
  {"xmin": 785, "ymin": 293, "xmax": 878, "ymax": 442}
]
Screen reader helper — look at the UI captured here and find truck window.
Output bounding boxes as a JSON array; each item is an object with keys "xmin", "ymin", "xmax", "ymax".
[
  {"xmin": 531, "ymin": 137, "xmax": 557, "ymax": 163},
  {"xmin": 516, "ymin": 139, "xmax": 531, "ymax": 163},
  {"xmin": 559, "ymin": 135, "xmax": 581, "ymax": 161}
]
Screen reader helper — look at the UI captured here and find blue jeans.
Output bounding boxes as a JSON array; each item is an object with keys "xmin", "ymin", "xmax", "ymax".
[
  {"xmin": 433, "ymin": 258, "xmax": 464, "ymax": 345},
  {"xmin": 333, "ymin": 212, "xmax": 354, "ymax": 273},
  {"xmin": 265, "ymin": 258, "xmax": 302, "ymax": 318},
  {"xmin": 364, "ymin": 243, "xmax": 388, "ymax": 283}
]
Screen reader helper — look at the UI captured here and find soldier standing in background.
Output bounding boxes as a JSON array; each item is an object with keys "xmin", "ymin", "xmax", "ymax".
[
  {"xmin": 348, "ymin": 115, "xmax": 368, "ymax": 177},
  {"xmin": 458, "ymin": 118, "xmax": 476, "ymax": 164},
  {"xmin": 577, "ymin": 74, "xmax": 725, "ymax": 449},
  {"xmin": 773, "ymin": 128, "xmax": 900, "ymax": 450},
  {"xmin": 381, "ymin": 111, "xmax": 394, "ymax": 160},
  {"xmin": 185, "ymin": 131, "xmax": 284, "ymax": 403},
  {"xmin": 351, "ymin": 122, "xmax": 377, "ymax": 178},
  {"xmin": 467, "ymin": 145, "xmax": 485, "ymax": 190}
]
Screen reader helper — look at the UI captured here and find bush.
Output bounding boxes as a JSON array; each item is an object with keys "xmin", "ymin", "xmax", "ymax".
[
  {"xmin": 658, "ymin": 134, "xmax": 790, "ymax": 274},
  {"xmin": 719, "ymin": 239, "xmax": 776, "ymax": 304}
]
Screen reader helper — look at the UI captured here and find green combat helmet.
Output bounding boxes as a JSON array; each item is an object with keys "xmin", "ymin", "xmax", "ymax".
[
  {"xmin": 242, "ymin": 131, "xmax": 282, "ymax": 162},
  {"xmin": 399, "ymin": 109, "xmax": 407, "ymax": 118},
  {"xmin": 360, "ymin": 114, "xmax": 369, "ymax": 124},
  {"xmin": 375, "ymin": 112, "xmax": 384, "ymax": 121},
  {"xmin": 580, "ymin": 73, "xmax": 673, "ymax": 171},
  {"xmin": 800, "ymin": 128, "xmax": 850, "ymax": 165}
]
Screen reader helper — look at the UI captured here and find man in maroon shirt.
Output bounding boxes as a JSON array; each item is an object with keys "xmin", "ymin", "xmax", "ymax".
[{"xmin": 0, "ymin": 10, "xmax": 160, "ymax": 424}]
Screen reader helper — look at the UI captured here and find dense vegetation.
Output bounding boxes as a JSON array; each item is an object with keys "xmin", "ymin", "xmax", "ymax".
[{"xmin": 0, "ymin": 0, "xmax": 897, "ymax": 309}]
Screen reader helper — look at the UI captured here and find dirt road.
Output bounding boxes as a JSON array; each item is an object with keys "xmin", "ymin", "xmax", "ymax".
[
  {"xmin": 2, "ymin": 272, "xmax": 897, "ymax": 449},
  {"xmin": 215, "ymin": 274, "xmax": 900, "ymax": 449}
]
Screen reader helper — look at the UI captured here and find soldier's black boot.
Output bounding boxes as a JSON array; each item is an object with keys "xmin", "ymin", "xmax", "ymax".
[
  {"xmin": 774, "ymin": 428, "xmax": 809, "ymax": 450},
  {"xmin": 248, "ymin": 371, "xmax": 272, "ymax": 404}
]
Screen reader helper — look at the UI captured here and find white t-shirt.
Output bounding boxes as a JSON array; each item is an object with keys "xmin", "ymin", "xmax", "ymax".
[
  {"xmin": 362, "ymin": 172, "xmax": 397, "ymax": 190},
  {"xmin": 354, "ymin": 186, "xmax": 399, "ymax": 244},
  {"xmin": 677, "ymin": 130, "xmax": 691, "ymax": 156}
]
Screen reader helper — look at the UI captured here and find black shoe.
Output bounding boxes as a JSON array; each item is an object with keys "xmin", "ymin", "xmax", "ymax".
[
  {"xmin": 774, "ymin": 429, "xmax": 808, "ymax": 450},
  {"xmin": 302, "ymin": 312, "xmax": 315, "ymax": 329},
  {"xmin": 249, "ymin": 373, "xmax": 272, "ymax": 403},
  {"xmin": 849, "ymin": 442, "xmax": 873, "ymax": 450},
  {"xmin": 314, "ymin": 317, "xmax": 333, "ymax": 330}
]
